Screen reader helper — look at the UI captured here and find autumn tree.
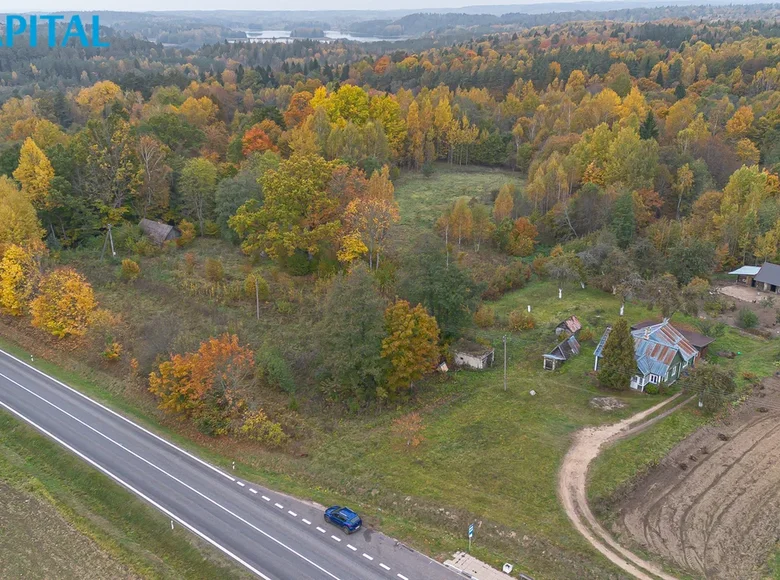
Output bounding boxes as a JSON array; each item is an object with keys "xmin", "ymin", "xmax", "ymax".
[
  {"xmin": 134, "ymin": 135, "xmax": 171, "ymax": 219},
  {"xmin": 471, "ymin": 204, "xmax": 494, "ymax": 252},
  {"xmin": 179, "ymin": 157, "xmax": 218, "ymax": 235},
  {"xmin": 507, "ymin": 217, "xmax": 538, "ymax": 256},
  {"xmin": 149, "ymin": 334, "xmax": 254, "ymax": 435},
  {"xmin": 493, "ymin": 183, "xmax": 515, "ymax": 223},
  {"xmin": 680, "ymin": 363, "xmax": 737, "ymax": 414},
  {"xmin": 284, "ymin": 91, "xmax": 314, "ymax": 128},
  {"xmin": 0, "ymin": 244, "xmax": 41, "ymax": 315},
  {"xmin": 242, "ymin": 124, "xmax": 278, "ymax": 156},
  {"xmin": 0, "ymin": 177, "xmax": 43, "ymax": 249},
  {"xmin": 30, "ymin": 267, "xmax": 96, "ymax": 338},
  {"xmin": 450, "ymin": 198, "xmax": 473, "ymax": 249},
  {"xmin": 13, "ymin": 137, "xmax": 54, "ymax": 208},
  {"xmin": 230, "ymin": 154, "xmax": 338, "ymax": 260},
  {"xmin": 598, "ymin": 318, "xmax": 636, "ymax": 390},
  {"xmin": 75, "ymin": 81, "xmax": 122, "ymax": 117},
  {"xmin": 381, "ymin": 299, "xmax": 440, "ymax": 396}
]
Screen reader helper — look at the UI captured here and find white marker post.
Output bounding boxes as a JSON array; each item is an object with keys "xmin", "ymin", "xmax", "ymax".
[
  {"xmin": 468, "ymin": 523, "xmax": 474, "ymax": 552},
  {"xmin": 558, "ymin": 288, "xmax": 562, "ymax": 299},
  {"xmin": 171, "ymin": 520, "xmax": 174, "ymax": 530}
]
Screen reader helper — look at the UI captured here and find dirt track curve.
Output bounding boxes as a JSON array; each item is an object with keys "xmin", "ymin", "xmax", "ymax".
[{"xmin": 558, "ymin": 394, "xmax": 689, "ymax": 580}]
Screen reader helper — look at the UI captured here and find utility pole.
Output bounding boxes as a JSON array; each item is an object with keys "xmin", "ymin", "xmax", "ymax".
[
  {"xmin": 99, "ymin": 224, "xmax": 116, "ymax": 260},
  {"xmin": 503, "ymin": 335, "xmax": 508, "ymax": 391}
]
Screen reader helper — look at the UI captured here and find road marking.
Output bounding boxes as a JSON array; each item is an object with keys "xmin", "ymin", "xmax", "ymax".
[
  {"xmin": 316, "ymin": 527, "xmax": 327, "ymax": 533},
  {"xmin": 347, "ymin": 544, "xmax": 357, "ymax": 551},
  {"xmin": 274, "ymin": 503, "xmax": 284, "ymax": 509},
  {"xmin": 380, "ymin": 563, "xmax": 391, "ymax": 571},
  {"xmin": 0, "ymin": 372, "xmax": 343, "ymax": 580},
  {"xmin": 262, "ymin": 495, "xmax": 270, "ymax": 501},
  {"xmin": 0, "ymin": 399, "xmax": 271, "ymax": 580},
  {"xmin": 288, "ymin": 510, "xmax": 297, "ymax": 517},
  {"xmin": 249, "ymin": 488, "xmax": 257, "ymax": 494},
  {"xmin": 330, "ymin": 535, "xmax": 341, "ymax": 542},
  {"xmin": 0, "ymin": 349, "xmax": 236, "ymax": 482},
  {"xmin": 363, "ymin": 553, "xmax": 374, "ymax": 561},
  {"xmin": 397, "ymin": 575, "xmax": 409, "ymax": 580},
  {"xmin": 302, "ymin": 518, "xmax": 311, "ymax": 525},
  {"xmin": 237, "ymin": 481, "xmax": 245, "ymax": 487}
]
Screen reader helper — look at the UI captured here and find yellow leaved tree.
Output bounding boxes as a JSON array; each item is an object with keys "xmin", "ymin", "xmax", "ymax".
[
  {"xmin": 30, "ymin": 268, "xmax": 97, "ymax": 338},
  {"xmin": 13, "ymin": 137, "xmax": 54, "ymax": 207}
]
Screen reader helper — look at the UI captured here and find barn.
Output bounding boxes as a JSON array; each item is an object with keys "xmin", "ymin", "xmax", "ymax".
[{"xmin": 139, "ymin": 219, "xmax": 181, "ymax": 246}]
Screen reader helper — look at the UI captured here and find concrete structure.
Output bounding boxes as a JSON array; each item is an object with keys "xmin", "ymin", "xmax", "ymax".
[{"xmin": 452, "ymin": 339, "xmax": 495, "ymax": 370}]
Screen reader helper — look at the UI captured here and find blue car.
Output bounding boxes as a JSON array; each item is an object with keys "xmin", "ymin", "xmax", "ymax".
[{"xmin": 324, "ymin": 506, "xmax": 362, "ymax": 534}]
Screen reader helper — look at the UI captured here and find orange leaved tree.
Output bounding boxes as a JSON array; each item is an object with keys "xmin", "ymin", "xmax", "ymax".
[
  {"xmin": 381, "ymin": 299, "xmax": 440, "ymax": 396},
  {"xmin": 30, "ymin": 267, "xmax": 96, "ymax": 338},
  {"xmin": 149, "ymin": 334, "xmax": 254, "ymax": 434}
]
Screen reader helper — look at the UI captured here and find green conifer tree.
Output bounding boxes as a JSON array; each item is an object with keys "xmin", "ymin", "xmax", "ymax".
[{"xmin": 598, "ymin": 318, "xmax": 636, "ymax": 390}]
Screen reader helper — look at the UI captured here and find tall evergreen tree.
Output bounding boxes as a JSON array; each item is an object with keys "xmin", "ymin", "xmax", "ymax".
[
  {"xmin": 639, "ymin": 111, "xmax": 659, "ymax": 140},
  {"xmin": 611, "ymin": 191, "xmax": 636, "ymax": 249},
  {"xmin": 598, "ymin": 318, "xmax": 636, "ymax": 390}
]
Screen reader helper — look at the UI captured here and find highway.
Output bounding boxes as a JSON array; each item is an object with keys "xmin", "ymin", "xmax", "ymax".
[{"xmin": 0, "ymin": 348, "xmax": 461, "ymax": 580}]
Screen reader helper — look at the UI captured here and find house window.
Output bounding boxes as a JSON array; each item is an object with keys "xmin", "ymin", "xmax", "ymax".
[{"xmin": 649, "ymin": 375, "xmax": 660, "ymax": 384}]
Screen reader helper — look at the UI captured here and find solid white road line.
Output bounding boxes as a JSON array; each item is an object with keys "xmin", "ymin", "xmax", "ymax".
[
  {"xmin": 288, "ymin": 510, "xmax": 297, "ymax": 517},
  {"xmin": 363, "ymin": 553, "xmax": 374, "ymax": 561},
  {"xmin": 347, "ymin": 544, "xmax": 357, "ymax": 551},
  {"xmin": 330, "ymin": 535, "xmax": 342, "ymax": 542},
  {"xmin": 0, "ymin": 371, "xmax": 342, "ymax": 580},
  {"xmin": 0, "ymin": 399, "xmax": 272, "ymax": 580},
  {"xmin": 317, "ymin": 527, "xmax": 327, "ymax": 533},
  {"xmin": 380, "ymin": 563, "xmax": 391, "ymax": 571},
  {"xmin": 302, "ymin": 519, "xmax": 311, "ymax": 525},
  {"xmin": 0, "ymin": 349, "xmax": 236, "ymax": 482},
  {"xmin": 397, "ymin": 574, "xmax": 409, "ymax": 580}
]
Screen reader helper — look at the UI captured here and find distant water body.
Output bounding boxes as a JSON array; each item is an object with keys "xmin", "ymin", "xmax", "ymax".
[{"xmin": 231, "ymin": 30, "xmax": 408, "ymax": 43}]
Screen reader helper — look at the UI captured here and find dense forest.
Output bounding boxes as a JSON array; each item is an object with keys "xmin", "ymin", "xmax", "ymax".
[{"xmin": 0, "ymin": 8, "xmax": 779, "ymax": 442}]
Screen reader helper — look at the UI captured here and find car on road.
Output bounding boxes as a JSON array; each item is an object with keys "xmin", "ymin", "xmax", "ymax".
[{"xmin": 324, "ymin": 506, "xmax": 362, "ymax": 534}]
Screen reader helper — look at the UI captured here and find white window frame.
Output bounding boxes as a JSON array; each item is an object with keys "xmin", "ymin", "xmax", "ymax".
[{"xmin": 649, "ymin": 374, "xmax": 660, "ymax": 384}]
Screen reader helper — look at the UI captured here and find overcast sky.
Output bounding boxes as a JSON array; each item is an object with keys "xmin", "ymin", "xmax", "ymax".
[{"xmin": 3, "ymin": 0, "xmax": 550, "ymax": 12}]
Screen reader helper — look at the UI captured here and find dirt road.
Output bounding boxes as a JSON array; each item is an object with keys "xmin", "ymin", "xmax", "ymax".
[
  {"xmin": 614, "ymin": 376, "xmax": 780, "ymax": 579},
  {"xmin": 558, "ymin": 394, "xmax": 689, "ymax": 580}
]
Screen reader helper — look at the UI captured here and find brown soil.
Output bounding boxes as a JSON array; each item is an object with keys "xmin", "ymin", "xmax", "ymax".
[
  {"xmin": 613, "ymin": 376, "xmax": 780, "ymax": 579},
  {"xmin": 0, "ymin": 481, "xmax": 136, "ymax": 579}
]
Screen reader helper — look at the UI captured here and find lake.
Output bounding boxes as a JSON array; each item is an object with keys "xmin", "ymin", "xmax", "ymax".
[{"xmin": 231, "ymin": 30, "xmax": 408, "ymax": 43}]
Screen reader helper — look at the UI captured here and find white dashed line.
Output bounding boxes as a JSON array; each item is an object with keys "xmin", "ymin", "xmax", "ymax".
[
  {"xmin": 397, "ymin": 575, "xmax": 409, "ymax": 580},
  {"xmin": 288, "ymin": 510, "xmax": 297, "ymax": 516},
  {"xmin": 347, "ymin": 544, "xmax": 357, "ymax": 551},
  {"xmin": 316, "ymin": 527, "xmax": 327, "ymax": 533},
  {"xmin": 249, "ymin": 488, "xmax": 258, "ymax": 494},
  {"xmin": 363, "ymin": 553, "xmax": 374, "ymax": 561},
  {"xmin": 380, "ymin": 563, "xmax": 391, "ymax": 571},
  {"xmin": 302, "ymin": 519, "xmax": 311, "ymax": 525},
  {"xmin": 330, "ymin": 535, "xmax": 342, "ymax": 542},
  {"xmin": 262, "ymin": 496, "xmax": 270, "ymax": 501},
  {"xmin": 274, "ymin": 503, "xmax": 284, "ymax": 509},
  {"xmin": 237, "ymin": 481, "xmax": 245, "ymax": 487}
]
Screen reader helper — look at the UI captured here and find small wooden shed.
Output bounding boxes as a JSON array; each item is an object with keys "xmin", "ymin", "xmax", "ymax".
[
  {"xmin": 555, "ymin": 315, "xmax": 582, "ymax": 337},
  {"xmin": 543, "ymin": 335, "xmax": 581, "ymax": 371},
  {"xmin": 452, "ymin": 339, "xmax": 495, "ymax": 370},
  {"xmin": 139, "ymin": 218, "xmax": 180, "ymax": 246}
]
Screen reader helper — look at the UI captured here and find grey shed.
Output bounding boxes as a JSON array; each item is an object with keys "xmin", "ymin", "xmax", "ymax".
[{"xmin": 139, "ymin": 219, "xmax": 180, "ymax": 246}]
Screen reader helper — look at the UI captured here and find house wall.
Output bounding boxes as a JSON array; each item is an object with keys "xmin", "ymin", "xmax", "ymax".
[{"xmin": 454, "ymin": 352, "xmax": 491, "ymax": 370}]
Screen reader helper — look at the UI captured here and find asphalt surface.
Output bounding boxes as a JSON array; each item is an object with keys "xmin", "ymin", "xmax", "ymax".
[{"xmin": 0, "ymin": 348, "xmax": 462, "ymax": 580}]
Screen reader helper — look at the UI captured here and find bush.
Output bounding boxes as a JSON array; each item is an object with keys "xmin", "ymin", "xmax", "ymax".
[
  {"xmin": 532, "ymin": 256, "xmax": 548, "ymax": 277},
  {"xmin": 482, "ymin": 261, "xmax": 531, "ymax": 300},
  {"xmin": 422, "ymin": 162, "xmax": 435, "ymax": 178},
  {"xmin": 133, "ymin": 237, "xmax": 158, "ymax": 257},
  {"xmin": 473, "ymin": 305, "xmax": 496, "ymax": 328},
  {"xmin": 259, "ymin": 348, "xmax": 296, "ymax": 394},
  {"xmin": 101, "ymin": 340, "xmax": 122, "ymax": 361},
  {"xmin": 203, "ymin": 220, "xmax": 220, "ymax": 237},
  {"xmin": 239, "ymin": 409, "xmax": 288, "ymax": 447},
  {"xmin": 120, "ymin": 258, "xmax": 140, "ymax": 281},
  {"xmin": 737, "ymin": 307, "xmax": 759, "ymax": 329},
  {"xmin": 644, "ymin": 383, "xmax": 659, "ymax": 395},
  {"xmin": 243, "ymin": 272, "xmax": 270, "ymax": 301},
  {"xmin": 183, "ymin": 252, "xmax": 196, "ymax": 274},
  {"xmin": 176, "ymin": 220, "xmax": 195, "ymax": 247},
  {"xmin": 205, "ymin": 258, "xmax": 224, "ymax": 282},
  {"xmin": 579, "ymin": 328, "xmax": 595, "ymax": 342},
  {"xmin": 508, "ymin": 309, "xmax": 536, "ymax": 331}
]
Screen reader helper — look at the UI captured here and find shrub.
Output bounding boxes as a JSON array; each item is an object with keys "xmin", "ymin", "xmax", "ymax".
[
  {"xmin": 422, "ymin": 162, "xmax": 435, "ymax": 177},
  {"xmin": 120, "ymin": 259, "xmax": 140, "ymax": 281},
  {"xmin": 259, "ymin": 348, "xmax": 297, "ymax": 394},
  {"xmin": 102, "ymin": 340, "xmax": 122, "ymax": 361},
  {"xmin": 508, "ymin": 309, "xmax": 536, "ymax": 331},
  {"xmin": 205, "ymin": 258, "xmax": 224, "ymax": 282},
  {"xmin": 176, "ymin": 219, "xmax": 195, "ymax": 247},
  {"xmin": 532, "ymin": 255, "xmax": 548, "ymax": 277},
  {"xmin": 579, "ymin": 327, "xmax": 595, "ymax": 342},
  {"xmin": 392, "ymin": 412, "xmax": 425, "ymax": 450},
  {"xmin": 239, "ymin": 409, "xmax": 288, "ymax": 447},
  {"xmin": 644, "ymin": 383, "xmax": 659, "ymax": 395},
  {"xmin": 133, "ymin": 237, "xmax": 158, "ymax": 257},
  {"xmin": 183, "ymin": 252, "xmax": 196, "ymax": 274},
  {"xmin": 737, "ymin": 307, "xmax": 759, "ymax": 329},
  {"xmin": 204, "ymin": 220, "xmax": 220, "ymax": 237},
  {"xmin": 482, "ymin": 261, "xmax": 531, "ymax": 300},
  {"xmin": 243, "ymin": 272, "xmax": 270, "ymax": 301},
  {"xmin": 473, "ymin": 305, "xmax": 496, "ymax": 328}
]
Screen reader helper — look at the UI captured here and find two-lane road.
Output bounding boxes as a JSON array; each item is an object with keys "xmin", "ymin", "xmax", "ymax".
[{"xmin": 0, "ymin": 348, "xmax": 461, "ymax": 580}]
